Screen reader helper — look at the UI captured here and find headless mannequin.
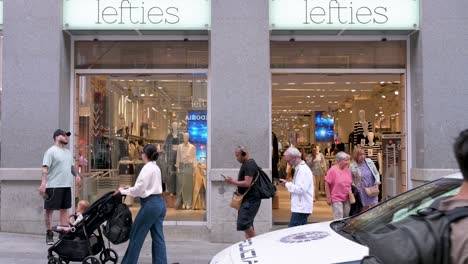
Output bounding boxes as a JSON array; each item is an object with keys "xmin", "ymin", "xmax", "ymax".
[
  {"xmin": 359, "ymin": 110, "xmax": 370, "ymax": 138},
  {"xmin": 163, "ymin": 121, "xmax": 184, "ymax": 195},
  {"xmin": 140, "ymin": 109, "xmax": 149, "ymax": 137},
  {"xmin": 175, "ymin": 133, "xmax": 196, "ymax": 209},
  {"xmin": 118, "ymin": 113, "xmax": 126, "ymax": 136},
  {"xmin": 354, "ymin": 110, "xmax": 373, "ymax": 146},
  {"xmin": 171, "ymin": 122, "xmax": 179, "ymax": 150},
  {"xmin": 363, "ymin": 132, "xmax": 383, "ymax": 174},
  {"xmin": 367, "ymin": 132, "xmax": 375, "ymax": 146}
]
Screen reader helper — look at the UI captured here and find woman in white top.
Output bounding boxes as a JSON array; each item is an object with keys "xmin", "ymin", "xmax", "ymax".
[{"xmin": 115, "ymin": 144, "xmax": 167, "ymax": 264}]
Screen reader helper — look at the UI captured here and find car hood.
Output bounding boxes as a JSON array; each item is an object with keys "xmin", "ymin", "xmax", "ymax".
[{"xmin": 210, "ymin": 221, "xmax": 368, "ymax": 264}]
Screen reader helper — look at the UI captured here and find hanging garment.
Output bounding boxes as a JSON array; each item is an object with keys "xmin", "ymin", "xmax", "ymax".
[{"xmin": 192, "ymin": 162, "xmax": 207, "ymax": 210}]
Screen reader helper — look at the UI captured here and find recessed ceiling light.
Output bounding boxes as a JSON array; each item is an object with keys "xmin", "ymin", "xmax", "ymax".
[
  {"xmin": 149, "ymin": 94, "xmax": 154, "ymax": 96},
  {"xmin": 158, "ymin": 86, "xmax": 163, "ymax": 89},
  {"xmin": 394, "ymin": 91, "xmax": 399, "ymax": 95},
  {"xmin": 140, "ymin": 94, "xmax": 145, "ymax": 97},
  {"xmin": 298, "ymin": 101, "xmax": 302, "ymax": 104},
  {"xmin": 382, "ymin": 95, "xmax": 386, "ymax": 98},
  {"xmin": 351, "ymin": 89, "xmax": 356, "ymax": 92},
  {"xmin": 306, "ymin": 96, "xmax": 311, "ymax": 98},
  {"xmin": 320, "ymin": 95, "xmax": 325, "ymax": 98},
  {"xmin": 287, "ymin": 83, "xmax": 296, "ymax": 85}
]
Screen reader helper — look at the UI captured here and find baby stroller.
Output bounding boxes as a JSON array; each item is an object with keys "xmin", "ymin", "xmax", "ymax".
[{"xmin": 47, "ymin": 192, "xmax": 126, "ymax": 264}]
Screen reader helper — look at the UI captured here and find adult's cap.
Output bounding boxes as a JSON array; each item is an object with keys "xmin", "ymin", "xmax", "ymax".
[{"xmin": 53, "ymin": 129, "xmax": 71, "ymax": 140}]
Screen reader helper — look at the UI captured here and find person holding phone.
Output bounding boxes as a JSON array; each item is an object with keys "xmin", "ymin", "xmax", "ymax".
[
  {"xmin": 278, "ymin": 147, "xmax": 314, "ymax": 227},
  {"xmin": 224, "ymin": 145, "xmax": 261, "ymax": 239}
]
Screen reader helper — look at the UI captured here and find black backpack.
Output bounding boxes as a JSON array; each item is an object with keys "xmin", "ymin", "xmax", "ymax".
[
  {"xmin": 362, "ymin": 201, "xmax": 468, "ymax": 264},
  {"xmin": 103, "ymin": 203, "xmax": 133, "ymax": 245},
  {"xmin": 254, "ymin": 167, "xmax": 276, "ymax": 199}
]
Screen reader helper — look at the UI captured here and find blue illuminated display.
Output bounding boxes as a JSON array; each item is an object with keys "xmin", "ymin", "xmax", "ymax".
[
  {"xmin": 315, "ymin": 111, "xmax": 334, "ymax": 142},
  {"xmin": 187, "ymin": 110, "xmax": 207, "ymax": 144},
  {"xmin": 187, "ymin": 110, "xmax": 207, "ymax": 161}
]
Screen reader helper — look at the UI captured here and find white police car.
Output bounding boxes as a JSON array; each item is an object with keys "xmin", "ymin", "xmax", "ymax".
[{"xmin": 210, "ymin": 173, "xmax": 463, "ymax": 264}]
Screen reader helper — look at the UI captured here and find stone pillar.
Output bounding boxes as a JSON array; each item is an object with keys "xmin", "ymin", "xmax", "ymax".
[
  {"xmin": 409, "ymin": 0, "xmax": 467, "ymax": 185},
  {"xmin": 1, "ymin": 0, "xmax": 70, "ymax": 233},
  {"xmin": 208, "ymin": 0, "xmax": 271, "ymax": 242}
]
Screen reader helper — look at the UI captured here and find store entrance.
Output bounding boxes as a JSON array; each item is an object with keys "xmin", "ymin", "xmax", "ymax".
[
  {"xmin": 271, "ymin": 73, "xmax": 406, "ymax": 224},
  {"xmin": 75, "ymin": 74, "xmax": 208, "ymax": 223}
]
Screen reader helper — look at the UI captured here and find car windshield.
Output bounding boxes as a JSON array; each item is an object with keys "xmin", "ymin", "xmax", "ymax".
[{"xmin": 337, "ymin": 178, "xmax": 461, "ymax": 238}]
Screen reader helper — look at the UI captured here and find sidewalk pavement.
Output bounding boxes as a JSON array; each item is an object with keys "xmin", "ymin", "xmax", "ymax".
[{"xmin": 0, "ymin": 232, "xmax": 231, "ymax": 264}]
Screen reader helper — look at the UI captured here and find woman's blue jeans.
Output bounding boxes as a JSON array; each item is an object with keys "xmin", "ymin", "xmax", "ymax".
[
  {"xmin": 121, "ymin": 194, "xmax": 167, "ymax": 264},
  {"xmin": 288, "ymin": 212, "xmax": 310, "ymax": 227}
]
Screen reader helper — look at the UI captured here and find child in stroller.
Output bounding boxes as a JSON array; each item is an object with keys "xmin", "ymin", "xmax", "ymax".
[
  {"xmin": 47, "ymin": 192, "xmax": 123, "ymax": 264},
  {"xmin": 52, "ymin": 200, "xmax": 90, "ymax": 234}
]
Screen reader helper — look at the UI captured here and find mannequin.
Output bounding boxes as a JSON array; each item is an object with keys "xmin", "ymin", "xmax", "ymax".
[
  {"xmin": 175, "ymin": 133, "xmax": 196, "ymax": 209},
  {"xmin": 117, "ymin": 113, "xmax": 127, "ymax": 136},
  {"xmin": 324, "ymin": 142, "xmax": 332, "ymax": 156},
  {"xmin": 363, "ymin": 132, "xmax": 383, "ymax": 174},
  {"xmin": 354, "ymin": 110, "xmax": 373, "ymax": 146},
  {"xmin": 140, "ymin": 109, "xmax": 149, "ymax": 137},
  {"xmin": 163, "ymin": 121, "xmax": 184, "ymax": 195}
]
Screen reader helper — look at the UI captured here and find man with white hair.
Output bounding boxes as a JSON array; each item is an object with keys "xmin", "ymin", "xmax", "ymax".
[{"xmin": 279, "ymin": 147, "xmax": 314, "ymax": 227}]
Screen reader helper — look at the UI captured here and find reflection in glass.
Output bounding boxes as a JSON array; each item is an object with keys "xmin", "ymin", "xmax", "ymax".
[
  {"xmin": 75, "ymin": 41, "xmax": 208, "ymax": 69},
  {"xmin": 75, "ymin": 74, "xmax": 207, "ymax": 221}
]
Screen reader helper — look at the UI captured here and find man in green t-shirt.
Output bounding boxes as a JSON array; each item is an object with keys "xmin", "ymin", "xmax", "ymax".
[{"xmin": 39, "ymin": 129, "xmax": 81, "ymax": 245}]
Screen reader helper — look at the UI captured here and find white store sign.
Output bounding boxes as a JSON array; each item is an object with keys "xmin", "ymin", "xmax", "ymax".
[
  {"xmin": 63, "ymin": 0, "xmax": 211, "ymax": 30},
  {"xmin": 270, "ymin": 0, "xmax": 420, "ymax": 30}
]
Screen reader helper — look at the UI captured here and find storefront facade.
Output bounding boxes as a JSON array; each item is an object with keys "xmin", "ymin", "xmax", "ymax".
[{"xmin": 0, "ymin": 0, "xmax": 466, "ymax": 243}]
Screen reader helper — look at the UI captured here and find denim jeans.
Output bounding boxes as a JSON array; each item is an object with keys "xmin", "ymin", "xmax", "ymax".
[
  {"xmin": 121, "ymin": 194, "xmax": 167, "ymax": 264},
  {"xmin": 288, "ymin": 212, "xmax": 310, "ymax": 227}
]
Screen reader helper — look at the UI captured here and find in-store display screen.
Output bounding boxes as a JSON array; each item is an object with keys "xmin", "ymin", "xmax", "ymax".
[{"xmin": 315, "ymin": 111, "xmax": 334, "ymax": 142}]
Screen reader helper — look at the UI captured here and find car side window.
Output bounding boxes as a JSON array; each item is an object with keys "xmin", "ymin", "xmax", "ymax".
[{"xmin": 391, "ymin": 188, "xmax": 460, "ymax": 223}]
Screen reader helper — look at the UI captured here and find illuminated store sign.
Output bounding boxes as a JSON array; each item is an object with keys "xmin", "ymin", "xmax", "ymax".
[
  {"xmin": 270, "ymin": 0, "xmax": 420, "ymax": 30},
  {"xmin": 63, "ymin": 0, "xmax": 211, "ymax": 30}
]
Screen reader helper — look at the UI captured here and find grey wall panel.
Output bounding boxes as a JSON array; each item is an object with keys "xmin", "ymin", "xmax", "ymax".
[
  {"xmin": 1, "ymin": 1, "xmax": 70, "ymax": 168},
  {"xmin": 410, "ymin": 0, "xmax": 468, "ymax": 171},
  {"xmin": 209, "ymin": 0, "xmax": 271, "ymax": 169}
]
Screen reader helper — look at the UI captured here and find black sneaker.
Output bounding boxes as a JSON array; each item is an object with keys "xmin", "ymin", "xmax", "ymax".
[{"xmin": 46, "ymin": 230, "xmax": 54, "ymax": 245}]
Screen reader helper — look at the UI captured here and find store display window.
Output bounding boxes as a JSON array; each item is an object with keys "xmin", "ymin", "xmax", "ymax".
[
  {"xmin": 74, "ymin": 42, "xmax": 208, "ymax": 222},
  {"xmin": 272, "ymin": 72, "xmax": 406, "ymax": 223}
]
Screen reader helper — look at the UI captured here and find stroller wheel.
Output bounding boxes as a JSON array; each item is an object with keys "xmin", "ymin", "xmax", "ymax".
[
  {"xmin": 59, "ymin": 257, "xmax": 69, "ymax": 264},
  {"xmin": 48, "ymin": 256, "xmax": 60, "ymax": 264},
  {"xmin": 99, "ymin": 248, "xmax": 118, "ymax": 264},
  {"xmin": 82, "ymin": 256, "xmax": 101, "ymax": 264}
]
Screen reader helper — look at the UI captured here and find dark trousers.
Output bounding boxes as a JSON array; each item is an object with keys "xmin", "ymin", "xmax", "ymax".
[
  {"xmin": 288, "ymin": 212, "xmax": 310, "ymax": 227},
  {"xmin": 121, "ymin": 194, "xmax": 167, "ymax": 264}
]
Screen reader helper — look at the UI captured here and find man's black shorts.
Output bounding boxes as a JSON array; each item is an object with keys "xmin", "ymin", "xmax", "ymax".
[
  {"xmin": 237, "ymin": 198, "xmax": 261, "ymax": 231},
  {"xmin": 44, "ymin": 187, "xmax": 72, "ymax": 210}
]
